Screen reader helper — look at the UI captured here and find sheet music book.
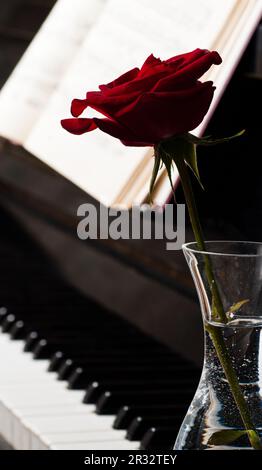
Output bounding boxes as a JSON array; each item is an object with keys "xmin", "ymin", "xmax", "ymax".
[{"xmin": 0, "ymin": 0, "xmax": 261, "ymax": 207}]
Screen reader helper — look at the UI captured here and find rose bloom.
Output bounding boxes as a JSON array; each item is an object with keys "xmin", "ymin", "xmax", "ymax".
[{"xmin": 61, "ymin": 48, "xmax": 222, "ymax": 146}]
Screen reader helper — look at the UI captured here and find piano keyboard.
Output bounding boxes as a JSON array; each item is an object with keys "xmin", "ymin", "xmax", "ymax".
[
  {"xmin": 0, "ymin": 208, "xmax": 199, "ymax": 450},
  {"xmin": 0, "ymin": 332, "xmax": 139, "ymax": 450}
]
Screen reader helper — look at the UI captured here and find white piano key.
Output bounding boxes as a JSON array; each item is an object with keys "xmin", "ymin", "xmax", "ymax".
[
  {"xmin": 24, "ymin": 414, "xmax": 116, "ymax": 434},
  {"xmin": 17, "ymin": 422, "xmax": 32, "ymax": 450},
  {"xmin": 0, "ymin": 402, "xmax": 12, "ymax": 445},
  {"xmin": 11, "ymin": 404, "xmax": 96, "ymax": 450},
  {"xmin": 13, "ymin": 403, "xmax": 95, "ymax": 416},
  {"xmin": 31, "ymin": 429, "xmax": 128, "ymax": 450},
  {"xmin": 1, "ymin": 391, "xmax": 87, "ymax": 448},
  {"xmin": 41, "ymin": 430, "xmax": 127, "ymax": 443},
  {"xmin": 0, "ymin": 381, "xmax": 67, "ymax": 389},
  {"xmin": 0, "ymin": 390, "xmax": 85, "ymax": 407},
  {"xmin": 31, "ymin": 437, "xmax": 49, "ymax": 450},
  {"xmin": 17, "ymin": 414, "xmax": 116, "ymax": 450}
]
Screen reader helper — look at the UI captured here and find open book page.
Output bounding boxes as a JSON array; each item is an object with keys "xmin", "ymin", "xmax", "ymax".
[
  {"xmin": 25, "ymin": 0, "xmax": 238, "ymax": 207},
  {"xmin": 196, "ymin": 0, "xmax": 262, "ymax": 137},
  {"xmin": 0, "ymin": 0, "xmax": 107, "ymax": 144}
]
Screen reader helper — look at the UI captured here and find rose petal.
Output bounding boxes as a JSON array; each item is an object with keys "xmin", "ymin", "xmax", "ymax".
[
  {"xmin": 176, "ymin": 50, "xmax": 222, "ymax": 76},
  {"xmin": 82, "ymin": 91, "xmax": 139, "ymax": 124},
  {"xmin": 139, "ymin": 54, "xmax": 162, "ymax": 77},
  {"xmin": 165, "ymin": 48, "xmax": 205, "ymax": 66},
  {"xmin": 99, "ymin": 67, "xmax": 139, "ymax": 90},
  {"xmin": 153, "ymin": 51, "xmax": 222, "ymax": 92},
  {"xmin": 115, "ymin": 82, "xmax": 215, "ymax": 142},
  {"xmin": 71, "ymin": 98, "xmax": 89, "ymax": 117},
  {"xmin": 61, "ymin": 118, "xmax": 97, "ymax": 135},
  {"xmin": 97, "ymin": 70, "xmax": 167, "ymax": 99},
  {"xmin": 93, "ymin": 117, "xmax": 140, "ymax": 142}
]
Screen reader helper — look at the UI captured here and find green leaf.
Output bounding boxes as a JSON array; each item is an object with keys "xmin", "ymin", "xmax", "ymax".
[
  {"xmin": 150, "ymin": 144, "xmax": 177, "ymax": 201},
  {"xmin": 149, "ymin": 152, "xmax": 161, "ymax": 201},
  {"xmin": 160, "ymin": 137, "xmax": 204, "ymax": 189},
  {"xmin": 161, "ymin": 153, "xmax": 176, "ymax": 199},
  {"xmin": 186, "ymin": 130, "xmax": 245, "ymax": 147},
  {"xmin": 183, "ymin": 142, "xmax": 204, "ymax": 190},
  {"xmin": 228, "ymin": 299, "xmax": 249, "ymax": 315},
  {"xmin": 208, "ymin": 429, "xmax": 247, "ymax": 446},
  {"xmin": 208, "ymin": 429, "xmax": 262, "ymax": 448},
  {"xmin": 247, "ymin": 430, "xmax": 262, "ymax": 450}
]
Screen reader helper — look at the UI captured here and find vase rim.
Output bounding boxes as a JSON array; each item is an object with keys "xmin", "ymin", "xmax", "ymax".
[{"xmin": 182, "ymin": 240, "xmax": 262, "ymax": 257}]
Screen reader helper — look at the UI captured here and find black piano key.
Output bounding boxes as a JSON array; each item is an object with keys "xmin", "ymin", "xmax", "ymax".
[
  {"xmin": 33, "ymin": 339, "xmax": 53, "ymax": 359},
  {"xmin": 68, "ymin": 365, "xmax": 197, "ymax": 390},
  {"xmin": 84, "ymin": 378, "xmax": 196, "ymax": 404},
  {"xmin": 11, "ymin": 315, "xmax": 128, "ymax": 334},
  {"xmin": 57, "ymin": 359, "xmax": 75, "ymax": 380},
  {"xmin": 57, "ymin": 356, "xmax": 192, "ymax": 381},
  {"xmin": 140, "ymin": 426, "xmax": 179, "ymax": 450},
  {"xmin": 33, "ymin": 340, "xmax": 154, "ymax": 360},
  {"xmin": 9, "ymin": 320, "xmax": 25, "ymax": 339},
  {"xmin": 49, "ymin": 342, "xmax": 173, "ymax": 359},
  {"xmin": 17, "ymin": 320, "xmax": 140, "ymax": 336},
  {"xmin": 49, "ymin": 348, "xmax": 155, "ymax": 373},
  {"xmin": 24, "ymin": 331, "xmax": 39, "ymax": 351},
  {"xmin": 113, "ymin": 405, "xmax": 187, "ymax": 430},
  {"xmin": 32, "ymin": 330, "xmax": 160, "ymax": 346},
  {"xmin": 127, "ymin": 417, "xmax": 181, "ymax": 441},
  {"xmin": 0, "ymin": 307, "xmax": 8, "ymax": 324},
  {"xmin": 24, "ymin": 332, "xmax": 98, "ymax": 353},
  {"xmin": 63, "ymin": 354, "xmax": 187, "ymax": 368},
  {"xmin": 55, "ymin": 348, "xmax": 179, "ymax": 363},
  {"xmin": 48, "ymin": 351, "xmax": 65, "ymax": 371},
  {"xmin": 96, "ymin": 390, "xmax": 193, "ymax": 414},
  {"xmin": 26, "ymin": 321, "xmax": 149, "ymax": 349},
  {"xmin": 1, "ymin": 313, "xmax": 16, "ymax": 332},
  {"xmin": 48, "ymin": 349, "xmax": 174, "ymax": 373},
  {"xmin": 33, "ymin": 338, "xmax": 171, "ymax": 360}
]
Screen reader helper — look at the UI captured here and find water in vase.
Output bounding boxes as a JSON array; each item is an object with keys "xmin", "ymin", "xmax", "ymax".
[{"xmin": 175, "ymin": 319, "xmax": 262, "ymax": 450}]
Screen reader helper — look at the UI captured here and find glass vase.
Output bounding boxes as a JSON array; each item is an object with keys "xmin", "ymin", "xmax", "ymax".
[{"xmin": 174, "ymin": 241, "xmax": 262, "ymax": 450}]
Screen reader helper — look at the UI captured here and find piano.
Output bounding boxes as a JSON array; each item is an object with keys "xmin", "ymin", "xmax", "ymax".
[
  {"xmin": 0, "ymin": 0, "xmax": 261, "ymax": 451},
  {"xmin": 0, "ymin": 205, "xmax": 200, "ymax": 450}
]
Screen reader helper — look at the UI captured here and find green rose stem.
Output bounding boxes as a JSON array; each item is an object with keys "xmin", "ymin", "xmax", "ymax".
[{"xmin": 157, "ymin": 142, "xmax": 262, "ymax": 450}]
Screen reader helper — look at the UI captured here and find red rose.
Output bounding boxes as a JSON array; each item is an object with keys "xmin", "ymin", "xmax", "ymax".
[{"xmin": 61, "ymin": 49, "xmax": 222, "ymax": 146}]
